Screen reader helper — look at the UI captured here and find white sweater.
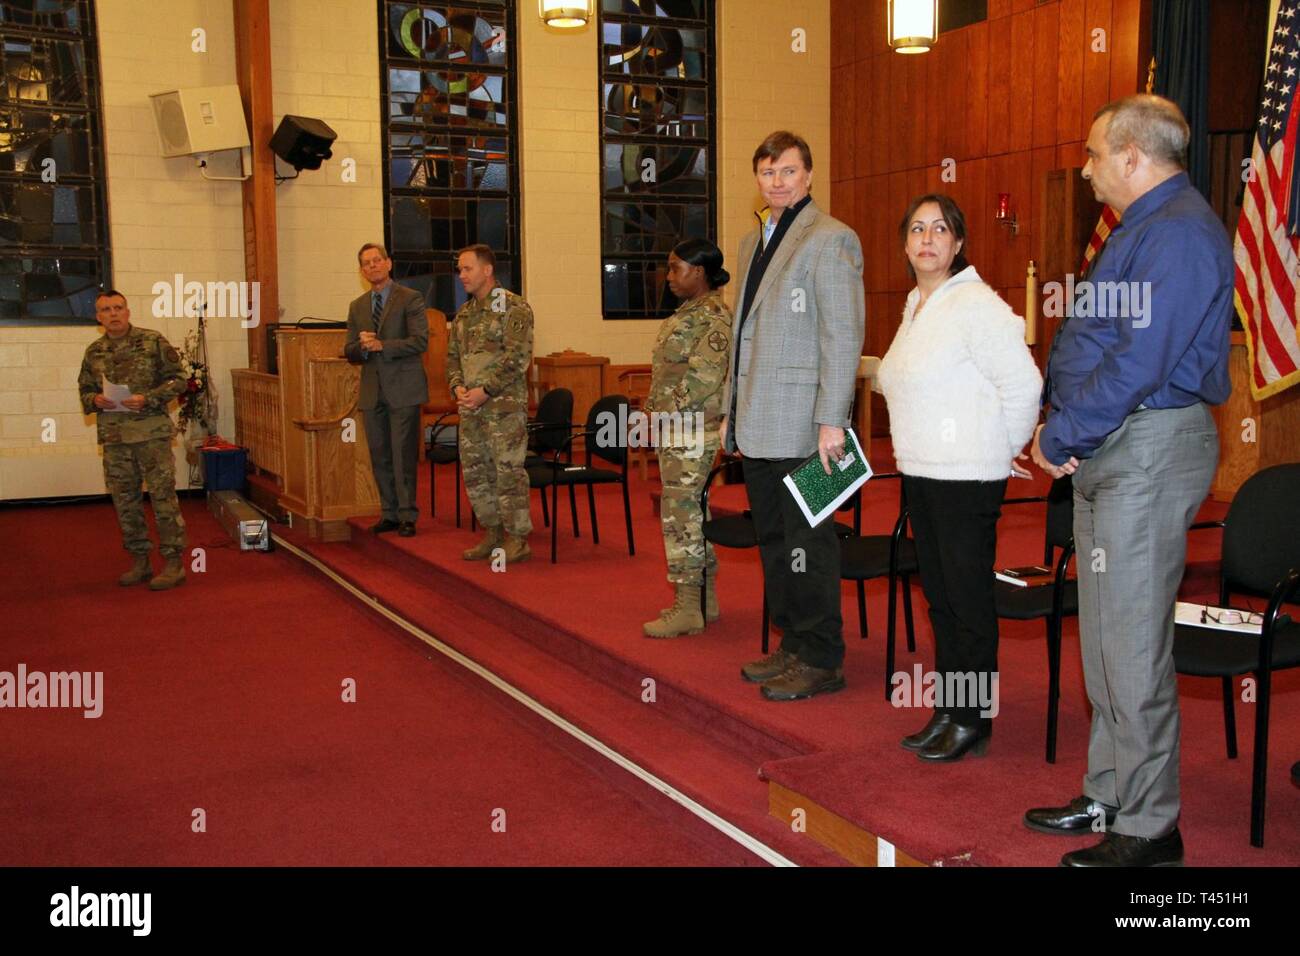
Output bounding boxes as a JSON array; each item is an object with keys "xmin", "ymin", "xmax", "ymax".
[{"xmin": 875, "ymin": 266, "xmax": 1043, "ymax": 481}]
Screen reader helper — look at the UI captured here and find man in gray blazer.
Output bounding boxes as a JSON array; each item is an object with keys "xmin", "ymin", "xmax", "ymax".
[
  {"xmin": 344, "ymin": 243, "xmax": 429, "ymax": 537},
  {"xmin": 722, "ymin": 131, "xmax": 865, "ymax": 701}
]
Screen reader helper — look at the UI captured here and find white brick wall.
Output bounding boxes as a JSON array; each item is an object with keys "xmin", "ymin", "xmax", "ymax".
[
  {"xmin": 1, "ymin": 0, "xmax": 829, "ymax": 498},
  {"xmin": 0, "ymin": 0, "xmax": 247, "ymax": 499},
  {"xmin": 271, "ymin": 0, "xmax": 383, "ymax": 324},
  {"xmin": 717, "ymin": 0, "xmax": 831, "ymax": 318}
]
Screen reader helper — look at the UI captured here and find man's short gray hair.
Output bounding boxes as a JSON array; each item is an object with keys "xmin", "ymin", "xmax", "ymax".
[{"xmin": 1096, "ymin": 94, "xmax": 1189, "ymax": 169}]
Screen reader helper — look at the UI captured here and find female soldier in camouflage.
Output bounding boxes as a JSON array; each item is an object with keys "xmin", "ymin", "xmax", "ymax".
[{"xmin": 643, "ymin": 239, "xmax": 733, "ymax": 638}]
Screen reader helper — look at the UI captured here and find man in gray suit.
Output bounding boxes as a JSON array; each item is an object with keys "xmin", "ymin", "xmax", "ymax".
[
  {"xmin": 344, "ymin": 243, "xmax": 429, "ymax": 537},
  {"xmin": 722, "ymin": 131, "xmax": 865, "ymax": 701}
]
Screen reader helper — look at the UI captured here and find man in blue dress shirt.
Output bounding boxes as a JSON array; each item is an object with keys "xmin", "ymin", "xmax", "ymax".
[{"xmin": 1025, "ymin": 95, "xmax": 1233, "ymax": 866}]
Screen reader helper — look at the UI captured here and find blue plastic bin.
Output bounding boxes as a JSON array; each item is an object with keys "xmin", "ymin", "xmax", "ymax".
[{"xmin": 202, "ymin": 447, "xmax": 248, "ymax": 492}]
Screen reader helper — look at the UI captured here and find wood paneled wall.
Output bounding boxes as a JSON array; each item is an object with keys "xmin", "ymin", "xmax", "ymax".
[{"xmin": 829, "ymin": 0, "xmax": 1148, "ymax": 374}]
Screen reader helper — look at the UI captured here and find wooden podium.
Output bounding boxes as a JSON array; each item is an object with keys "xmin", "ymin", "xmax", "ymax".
[
  {"xmin": 534, "ymin": 350, "xmax": 609, "ymax": 427},
  {"xmin": 277, "ymin": 328, "xmax": 379, "ymax": 540}
]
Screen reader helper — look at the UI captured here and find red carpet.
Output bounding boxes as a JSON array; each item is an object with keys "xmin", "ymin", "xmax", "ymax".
[
  {"xmin": 0, "ymin": 500, "xmax": 761, "ymax": 866},
  {"xmin": 278, "ymin": 441, "xmax": 1300, "ymax": 866}
]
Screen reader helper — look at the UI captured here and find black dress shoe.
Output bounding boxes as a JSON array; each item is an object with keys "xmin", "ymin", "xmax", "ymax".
[
  {"xmin": 916, "ymin": 720, "xmax": 991, "ymax": 762},
  {"xmin": 370, "ymin": 518, "xmax": 400, "ymax": 534},
  {"xmin": 901, "ymin": 712, "xmax": 952, "ymax": 752},
  {"xmin": 1060, "ymin": 828, "xmax": 1184, "ymax": 867},
  {"xmin": 398, "ymin": 521, "xmax": 416, "ymax": 537},
  {"xmin": 1024, "ymin": 795, "xmax": 1119, "ymax": 835}
]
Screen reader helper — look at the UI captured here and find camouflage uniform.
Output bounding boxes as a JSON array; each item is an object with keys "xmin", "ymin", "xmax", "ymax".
[
  {"xmin": 647, "ymin": 290, "xmax": 732, "ymax": 586},
  {"xmin": 78, "ymin": 326, "xmax": 188, "ymax": 558},
  {"xmin": 447, "ymin": 286, "xmax": 534, "ymax": 536}
]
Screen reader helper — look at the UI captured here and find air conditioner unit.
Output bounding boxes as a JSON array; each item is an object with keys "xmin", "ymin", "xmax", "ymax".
[{"xmin": 149, "ymin": 85, "xmax": 250, "ymax": 157}]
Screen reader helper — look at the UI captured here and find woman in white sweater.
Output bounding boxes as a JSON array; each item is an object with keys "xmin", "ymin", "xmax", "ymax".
[{"xmin": 876, "ymin": 194, "xmax": 1042, "ymax": 762}]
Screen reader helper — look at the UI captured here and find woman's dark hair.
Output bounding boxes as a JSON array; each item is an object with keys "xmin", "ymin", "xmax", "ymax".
[
  {"xmin": 897, "ymin": 193, "xmax": 970, "ymax": 280},
  {"xmin": 672, "ymin": 238, "xmax": 730, "ymax": 289}
]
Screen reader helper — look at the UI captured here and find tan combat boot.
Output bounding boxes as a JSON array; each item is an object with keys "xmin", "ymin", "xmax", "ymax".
[
  {"xmin": 502, "ymin": 533, "xmax": 531, "ymax": 564},
  {"xmin": 148, "ymin": 556, "xmax": 186, "ymax": 591},
  {"xmin": 462, "ymin": 526, "xmax": 504, "ymax": 561},
  {"xmin": 118, "ymin": 555, "xmax": 153, "ymax": 587},
  {"xmin": 659, "ymin": 575, "xmax": 716, "ymax": 620},
  {"xmin": 643, "ymin": 584, "xmax": 705, "ymax": 638}
]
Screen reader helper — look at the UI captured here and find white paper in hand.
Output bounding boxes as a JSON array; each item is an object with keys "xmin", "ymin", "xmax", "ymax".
[{"xmin": 102, "ymin": 377, "xmax": 133, "ymax": 412}]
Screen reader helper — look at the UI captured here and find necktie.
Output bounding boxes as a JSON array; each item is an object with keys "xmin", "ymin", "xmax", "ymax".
[{"xmin": 372, "ymin": 292, "xmax": 382, "ymax": 330}]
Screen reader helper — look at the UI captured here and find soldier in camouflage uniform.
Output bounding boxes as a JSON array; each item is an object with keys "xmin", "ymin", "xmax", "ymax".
[
  {"xmin": 447, "ymin": 244, "xmax": 535, "ymax": 564},
  {"xmin": 77, "ymin": 290, "xmax": 188, "ymax": 590},
  {"xmin": 644, "ymin": 240, "xmax": 733, "ymax": 638}
]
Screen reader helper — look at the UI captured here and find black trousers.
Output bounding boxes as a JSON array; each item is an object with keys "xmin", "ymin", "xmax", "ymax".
[
  {"xmin": 904, "ymin": 475, "xmax": 1006, "ymax": 726},
  {"xmin": 743, "ymin": 457, "xmax": 844, "ymax": 669}
]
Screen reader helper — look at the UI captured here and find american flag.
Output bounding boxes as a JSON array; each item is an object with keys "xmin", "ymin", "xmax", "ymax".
[{"xmin": 1235, "ymin": 2, "xmax": 1300, "ymax": 399}]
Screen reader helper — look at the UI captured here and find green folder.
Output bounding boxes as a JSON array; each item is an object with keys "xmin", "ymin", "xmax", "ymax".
[{"xmin": 782, "ymin": 427, "xmax": 873, "ymax": 527}]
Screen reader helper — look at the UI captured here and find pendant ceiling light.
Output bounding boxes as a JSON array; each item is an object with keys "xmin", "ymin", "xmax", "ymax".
[
  {"xmin": 889, "ymin": 0, "xmax": 939, "ymax": 54},
  {"xmin": 540, "ymin": 1, "xmax": 594, "ymax": 29}
]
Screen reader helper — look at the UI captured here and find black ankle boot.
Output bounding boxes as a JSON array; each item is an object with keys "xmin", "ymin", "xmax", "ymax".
[
  {"xmin": 916, "ymin": 719, "xmax": 991, "ymax": 762},
  {"xmin": 901, "ymin": 712, "xmax": 951, "ymax": 752}
]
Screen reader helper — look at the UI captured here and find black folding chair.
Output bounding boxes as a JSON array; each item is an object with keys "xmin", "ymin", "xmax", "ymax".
[
  {"xmin": 994, "ymin": 476, "xmax": 1077, "ymax": 763},
  {"xmin": 524, "ymin": 387, "xmax": 579, "ymax": 534},
  {"xmin": 1173, "ymin": 463, "xmax": 1300, "ymax": 847},
  {"xmin": 543, "ymin": 394, "xmax": 636, "ymax": 563},
  {"xmin": 839, "ymin": 473, "xmax": 919, "ymax": 701},
  {"xmin": 425, "ymin": 412, "xmax": 473, "ymax": 530},
  {"xmin": 700, "ymin": 454, "xmax": 770, "ymax": 651}
]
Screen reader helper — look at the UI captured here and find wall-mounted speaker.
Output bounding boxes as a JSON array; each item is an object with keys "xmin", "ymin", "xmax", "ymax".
[
  {"xmin": 149, "ymin": 85, "xmax": 250, "ymax": 157},
  {"xmin": 270, "ymin": 115, "xmax": 337, "ymax": 172}
]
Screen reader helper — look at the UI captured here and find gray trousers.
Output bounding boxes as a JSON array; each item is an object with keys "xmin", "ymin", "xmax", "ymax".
[
  {"xmin": 1072, "ymin": 403, "xmax": 1218, "ymax": 838},
  {"xmin": 364, "ymin": 400, "xmax": 422, "ymax": 523}
]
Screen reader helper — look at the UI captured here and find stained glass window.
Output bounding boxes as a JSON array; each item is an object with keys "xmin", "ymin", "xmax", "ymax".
[
  {"xmin": 379, "ymin": 1, "xmax": 521, "ymax": 315},
  {"xmin": 600, "ymin": 0, "xmax": 716, "ymax": 319},
  {"xmin": 0, "ymin": 0, "xmax": 112, "ymax": 324}
]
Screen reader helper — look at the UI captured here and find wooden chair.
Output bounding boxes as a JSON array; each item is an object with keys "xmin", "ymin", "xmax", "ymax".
[{"xmin": 617, "ymin": 365, "xmax": 654, "ymax": 481}]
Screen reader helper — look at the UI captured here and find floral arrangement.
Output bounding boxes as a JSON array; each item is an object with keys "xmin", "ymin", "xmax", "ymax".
[{"xmin": 176, "ymin": 329, "xmax": 211, "ymax": 435}]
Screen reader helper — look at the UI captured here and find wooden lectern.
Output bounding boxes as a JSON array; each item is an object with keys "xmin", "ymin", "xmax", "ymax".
[
  {"xmin": 534, "ymin": 350, "xmax": 610, "ymax": 427},
  {"xmin": 276, "ymin": 328, "xmax": 379, "ymax": 540}
]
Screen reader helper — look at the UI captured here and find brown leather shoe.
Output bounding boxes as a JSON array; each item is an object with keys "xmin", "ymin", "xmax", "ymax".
[
  {"xmin": 740, "ymin": 648, "xmax": 797, "ymax": 683},
  {"xmin": 760, "ymin": 661, "xmax": 845, "ymax": 701}
]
